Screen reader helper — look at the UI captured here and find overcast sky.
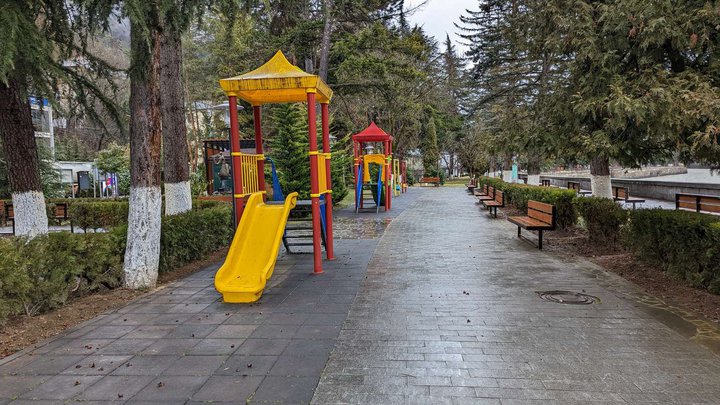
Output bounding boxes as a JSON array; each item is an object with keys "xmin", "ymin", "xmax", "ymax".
[{"xmin": 406, "ymin": 0, "xmax": 476, "ymax": 54}]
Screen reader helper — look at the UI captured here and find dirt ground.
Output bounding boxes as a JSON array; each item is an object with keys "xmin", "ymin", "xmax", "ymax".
[
  {"xmin": 545, "ymin": 228, "xmax": 720, "ymax": 325},
  {"xmin": 0, "ymin": 248, "xmax": 228, "ymax": 359}
]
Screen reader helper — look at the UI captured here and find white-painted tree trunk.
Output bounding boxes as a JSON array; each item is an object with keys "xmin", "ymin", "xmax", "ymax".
[
  {"xmin": 124, "ymin": 186, "xmax": 162, "ymax": 289},
  {"xmin": 164, "ymin": 181, "xmax": 192, "ymax": 216},
  {"xmin": 591, "ymin": 174, "xmax": 613, "ymax": 198},
  {"xmin": 11, "ymin": 190, "xmax": 48, "ymax": 238},
  {"xmin": 527, "ymin": 174, "xmax": 541, "ymax": 186}
]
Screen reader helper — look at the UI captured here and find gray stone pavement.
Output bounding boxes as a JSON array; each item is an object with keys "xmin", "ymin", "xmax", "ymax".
[
  {"xmin": 3, "ymin": 187, "xmax": 720, "ymax": 404},
  {"xmin": 312, "ymin": 187, "xmax": 720, "ymax": 404}
]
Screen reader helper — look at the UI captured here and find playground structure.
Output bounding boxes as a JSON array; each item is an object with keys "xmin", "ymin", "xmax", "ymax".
[
  {"xmin": 392, "ymin": 158, "xmax": 408, "ymax": 195},
  {"xmin": 215, "ymin": 50, "xmax": 335, "ymax": 302},
  {"xmin": 353, "ymin": 122, "xmax": 394, "ymax": 213},
  {"xmin": 215, "ymin": 192, "xmax": 298, "ymax": 302}
]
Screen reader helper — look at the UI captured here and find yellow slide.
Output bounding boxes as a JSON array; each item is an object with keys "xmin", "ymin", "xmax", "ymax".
[{"xmin": 215, "ymin": 192, "xmax": 298, "ymax": 303}]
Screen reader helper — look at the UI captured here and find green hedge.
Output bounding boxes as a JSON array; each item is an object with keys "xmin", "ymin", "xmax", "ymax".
[
  {"xmin": 574, "ymin": 197, "xmax": 627, "ymax": 245},
  {"xmin": 476, "ymin": 177, "xmax": 577, "ymax": 229},
  {"xmin": 0, "ymin": 205, "xmax": 233, "ymax": 325},
  {"xmin": 625, "ymin": 209, "xmax": 720, "ymax": 294},
  {"xmin": 69, "ymin": 201, "xmax": 129, "ymax": 231}
]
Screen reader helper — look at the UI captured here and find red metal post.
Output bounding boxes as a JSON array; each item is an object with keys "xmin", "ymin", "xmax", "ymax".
[
  {"xmin": 253, "ymin": 105, "xmax": 266, "ymax": 197},
  {"xmin": 229, "ymin": 96, "xmax": 244, "ymax": 226},
  {"xmin": 307, "ymin": 91, "xmax": 323, "ymax": 274},
  {"xmin": 353, "ymin": 141, "xmax": 359, "ymax": 211},
  {"xmin": 384, "ymin": 140, "xmax": 390, "ymax": 211},
  {"xmin": 388, "ymin": 139, "xmax": 393, "ymax": 210},
  {"xmin": 321, "ymin": 102, "xmax": 335, "ymax": 260}
]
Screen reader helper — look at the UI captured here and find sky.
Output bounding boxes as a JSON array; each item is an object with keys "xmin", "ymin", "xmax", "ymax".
[{"xmin": 406, "ymin": 0, "xmax": 476, "ymax": 53}]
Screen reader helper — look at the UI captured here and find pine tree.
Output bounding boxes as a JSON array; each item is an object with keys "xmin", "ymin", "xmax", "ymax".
[
  {"xmin": 0, "ymin": 1, "xmax": 120, "ymax": 237},
  {"xmin": 422, "ymin": 116, "xmax": 440, "ymax": 176},
  {"xmin": 269, "ymin": 104, "xmax": 311, "ymax": 200}
]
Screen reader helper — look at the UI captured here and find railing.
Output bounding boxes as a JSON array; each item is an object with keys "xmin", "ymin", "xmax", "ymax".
[{"xmin": 239, "ymin": 153, "xmax": 263, "ymax": 196}]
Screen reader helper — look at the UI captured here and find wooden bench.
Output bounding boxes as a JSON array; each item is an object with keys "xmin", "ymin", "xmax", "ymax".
[
  {"xmin": 612, "ymin": 186, "xmax": 645, "ymax": 209},
  {"xmin": 3, "ymin": 202, "xmax": 73, "ymax": 234},
  {"xmin": 474, "ymin": 184, "xmax": 489, "ymax": 197},
  {"xmin": 476, "ymin": 185, "xmax": 495, "ymax": 204},
  {"xmin": 508, "ymin": 200, "xmax": 556, "ymax": 250},
  {"xmin": 482, "ymin": 189, "xmax": 505, "ymax": 218},
  {"xmin": 567, "ymin": 181, "xmax": 592, "ymax": 196},
  {"xmin": 419, "ymin": 176, "xmax": 440, "ymax": 187},
  {"xmin": 676, "ymin": 193, "xmax": 720, "ymax": 215}
]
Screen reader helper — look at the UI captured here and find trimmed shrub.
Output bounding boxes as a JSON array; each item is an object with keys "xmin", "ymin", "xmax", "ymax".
[
  {"xmin": 476, "ymin": 177, "xmax": 577, "ymax": 229},
  {"xmin": 0, "ymin": 204, "xmax": 233, "ymax": 325},
  {"xmin": 69, "ymin": 201, "xmax": 129, "ymax": 231},
  {"xmin": 574, "ymin": 197, "xmax": 627, "ymax": 245},
  {"xmin": 0, "ymin": 232, "xmax": 123, "ymax": 321},
  {"xmin": 625, "ymin": 209, "xmax": 720, "ymax": 293},
  {"xmin": 112, "ymin": 205, "xmax": 234, "ymax": 275}
]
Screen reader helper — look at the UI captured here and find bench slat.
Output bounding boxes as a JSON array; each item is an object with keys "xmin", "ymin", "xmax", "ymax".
[{"xmin": 528, "ymin": 200, "xmax": 553, "ymax": 214}]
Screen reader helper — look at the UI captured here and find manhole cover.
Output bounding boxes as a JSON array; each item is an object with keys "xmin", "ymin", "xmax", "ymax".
[{"xmin": 536, "ymin": 290, "xmax": 600, "ymax": 305}]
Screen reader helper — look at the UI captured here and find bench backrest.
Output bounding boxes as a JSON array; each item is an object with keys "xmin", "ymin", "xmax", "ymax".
[
  {"xmin": 612, "ymin": 186, "xmax": 629, "ymax": 200},
  {"xmin": 567, "ymin": 181, "xmax": 580, "ymax": 192},
  {"xmin": 528, "ymin": 200, "xmax": 555, "ymax": 228},
  {"xmin": 487, "ymin": 186, "xmax": 494, "ymax": 198},
  {"xmin": 420, "ymin": 176, "xmax": 440, "ymax": 183},
  {"xmin": 676, "ymin": 193, "xmax": 720, "ymax": 215},
  {"xmin": 53, "ymin": 202, "xmax": 69, "ymax": 219},
  {"xmin": 541, "ymin": 179, "xmax": 551, "ymax": 187},
  {"xmin": 4, "ymin": 203, "xmax": 14, "ymax": 219},
  {"xmin": 494, "ymin": 189, "xmax": 504, "ymax": 204}
]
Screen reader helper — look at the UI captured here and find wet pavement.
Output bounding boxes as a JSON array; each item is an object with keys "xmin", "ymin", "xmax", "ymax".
[
  {"xmin": 2, "ymin": 187, "xmax": 720, "ymax": 404},
  {"xmin": 313, "ymin": 187, "xmax": 720, "ymax": 404}
]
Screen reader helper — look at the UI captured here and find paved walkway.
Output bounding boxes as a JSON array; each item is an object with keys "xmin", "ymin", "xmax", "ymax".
[
  {"xmin": 1, "ymin": 187, "xmax": 720, "ymax": 404},
  {"xmin": 313, "ymin": 187, "xmax": 720, "ymax": 404}
]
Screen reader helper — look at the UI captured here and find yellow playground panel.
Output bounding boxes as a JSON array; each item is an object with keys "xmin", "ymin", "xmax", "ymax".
[{"xmin": 362, "ymin": 154, "xmax": 386, "ymax": 182}]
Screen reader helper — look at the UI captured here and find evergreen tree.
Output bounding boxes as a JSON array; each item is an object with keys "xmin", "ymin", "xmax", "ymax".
[
  {"xmin": 422, "ymin": 116, "xmax": 440, "ymax": 176},
  {"xmin": 269, "ymin": 104, "xmax": 311, "ymax": 200}
]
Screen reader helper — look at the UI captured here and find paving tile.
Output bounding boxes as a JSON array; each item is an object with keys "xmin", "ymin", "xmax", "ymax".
[
  {"xmin": 186, "ymin": 338, "xmax": 244, "ymax": 355},
  {"xmin": 59, "ymin": 354, "xmax": 131, "ymax": 376},
  {"xmin": 140, "ymin": 339, "xmax": 198, "ymax": 355},
  {"xmin": 207, "ymin": 324, "xmax": 258, "ymax": 339},
  {"xmin": 111, "ymin": 355, "xmax": 179, "ymax": 376},
  {"xmin": 191, "ymin": 375, "xmax": 263, "ymax": 402},
  {"xmin": 252, "ymin": 376, "xmax": 317, "ymax": 403},
  {"xmin": 74, "ymin": 374, "xmax": 154, "ymax": 401},
  {"xmin": 215, "ymin": 355, "xmax": 278, "ymax": 376},
  {"xmin": 268, "ymin": 354, "xmax": 329, "ymax": 377},
  {"xmin": 249, "ymin": 324, "xmax": 300, "ymax": 339},
  {"xmin": 0, "ymin": 375, "xmax": 47, "ymax": 399},
  {"xmin": 235, "ymin": 339, "xmax": 290, "ymax": 356},
  {"xmin": 163, "ymin": 355, "xmax": 227, "ymax": 375},
  {"xmin": 14, "ymin": 355, "xmax": 87, "ymax": 375},
  {"xmin": 20, "ymin": 375, "xmax": 103, "ymax": 400},
  {"xmin": 132, "ymin": 375, "xmax": 209, "ymax": 401}
]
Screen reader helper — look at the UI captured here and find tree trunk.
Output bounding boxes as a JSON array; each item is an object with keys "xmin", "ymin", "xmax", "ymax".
[
  {"xmin": 318, "ymin": 0, "xmax": 334, "ymax": 82},
  {"xmin": 590, "ymin": 155, "xmax": 613, "ymax": 198},
  {"xmin": 124, "ymin": 17, "xmax": 163, "ymax": 289},
  {"xmin": 160, "ymin": 29, "xmax": 192, "ymax": 215},
  {"xmin": 526, "ymin": 155, "xmax": 541, "ymax": 185},
  {"xmin": 0, "ymin": 78, "xmax": 48, "ymax": 238}
]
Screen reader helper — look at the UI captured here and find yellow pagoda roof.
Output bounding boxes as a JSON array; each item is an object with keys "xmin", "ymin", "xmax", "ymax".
[{"xmin": 219, "ymin": 50, "xmax": 333, "ymax": 105}]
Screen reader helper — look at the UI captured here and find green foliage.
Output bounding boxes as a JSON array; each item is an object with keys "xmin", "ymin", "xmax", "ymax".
[
  {"xmin": 268, "ymin": 104, "xmax": 311, "ymax": 200},
  {"xmin": 574, "ymin": 197, "xmax": 627, "ymax": 245},
  {"xmin": 476, "ymin": 177, "xmax": 577, "ymax": 229},
  {"xmin": 330, "ymin": 137, "xmax": 351, "ymax": 205},
  {"xmin": 0, "ymin": 204, "xmax": 232, "ymax": 324},
  {"xmin": 69, "ymin": 201, "xmax": 129, "ymax": 232},
  {"xmin": 94, "ymin": 143, "xmax": 130, "ymax": 195},
  {"xmin": 0, "ymin": 232, "xmax": 123, "ymax": 321},
  {"xmin": 160, "ymin": 205, "xmax": 233, "ymax": 273},
  {"xmin": 625, "ymin": 209, "xmax": 720, "ymax": 293},
  {"xmin": 422, "ymin": 116, "xmax": 440, "ymax": 176}
]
